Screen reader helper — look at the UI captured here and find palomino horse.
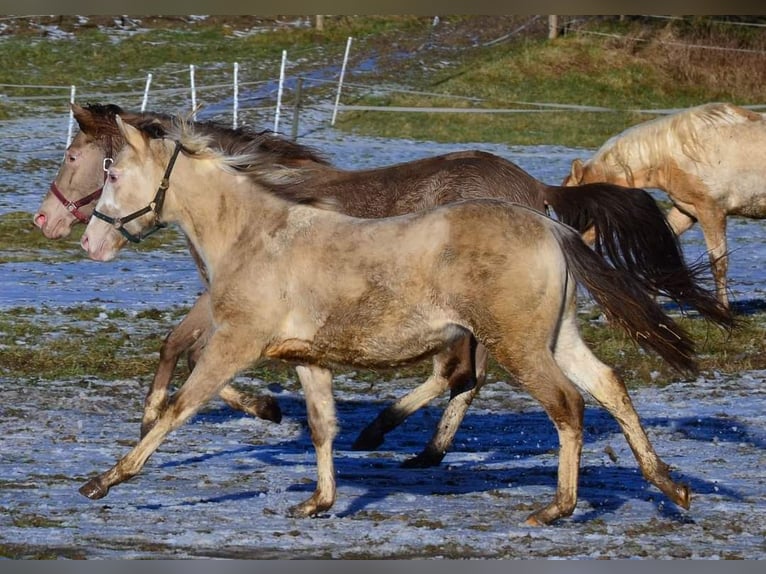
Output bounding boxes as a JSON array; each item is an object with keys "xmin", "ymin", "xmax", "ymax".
[
  {"xmin": 564, "ymin": 102, "xmax": 766, "ymax": 309},
  {"xmin": 37, "ymin": 103, "xmax": 731, "ymax": 468},
  {"xmin": 77, "ymin": 115, "xmax": 698, "ymax": 525}
]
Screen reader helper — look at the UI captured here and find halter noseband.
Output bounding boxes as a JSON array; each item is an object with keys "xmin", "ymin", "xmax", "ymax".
[
  {"xmin": 91, "ymin": 140, "xmax": 183, "ymax": 244},
  {"xmin": 49, "ymin": 180, "xmax": 104, "ymax": 223}
]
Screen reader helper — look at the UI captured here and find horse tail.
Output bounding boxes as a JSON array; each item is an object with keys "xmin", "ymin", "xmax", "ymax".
[
  {"xmin": 544, "ymin": 182, "xmax": 733, "ymax": 330},
  {"xmin": 551, "ymin": 222, "xmax": 698, "ymax": 375}
]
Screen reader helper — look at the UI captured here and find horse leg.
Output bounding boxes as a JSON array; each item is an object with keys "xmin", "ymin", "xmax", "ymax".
[
  {"xmin": 141, "ymin": 292, "xmax": 281, "ymax": 438},
  {"xmin": 402, "ymin": 339, "xmax": 488, "ymax": 468},
  {"xmin": 141, "ymin": 292, "xmax": 211, "ymax": 437},
  {"xmin": 665, "ymin": 205, "xmax": 696, "ymax": 236},
  {"xmin": 553, "ymin": 308, "xmax": 691, "ymax": 510},
  {"xmin": 81, "ymin": 329, "xmax": 260, "ymax": 499},
  {"xmin": 288, "ymin": 364, "xmax": 337, "ymax": 517},
  {"xmin": 351, "ymin": 343, "xmax": 465, "ymax": 451},
  {"xmin": 695, "ymin": 209, "xmax": 730, "ymax": 308},
  {"xmin": 494, "ymin": 349, "xmax": 585, "ymax": 526}
]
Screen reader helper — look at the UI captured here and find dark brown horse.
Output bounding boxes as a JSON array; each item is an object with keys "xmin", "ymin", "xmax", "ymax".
[
  {"xmin": 36, "ymin": 103, "xmax": 731, "ymax": 467},
  {"xmin": 78, "ymin": 115, "xmax": 698, "ymax": 525}
]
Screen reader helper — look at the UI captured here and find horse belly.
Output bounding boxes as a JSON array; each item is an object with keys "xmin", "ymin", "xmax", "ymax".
[{"xmin": 277, "ymin": 317, "xmax": 466, "ymax": 370}]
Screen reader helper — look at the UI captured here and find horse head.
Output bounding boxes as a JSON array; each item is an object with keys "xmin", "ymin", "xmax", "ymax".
[{"xmin": 80, "ymin": 115, "xmax": 170, "ymax": 261}]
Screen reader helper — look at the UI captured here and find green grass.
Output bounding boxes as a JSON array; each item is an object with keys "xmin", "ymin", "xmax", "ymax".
[
  {"xmin": 0, "ymin": 299, "xmax": 763, "ymax": 387},
  {"xmin": 333, "ymin": 18, "xmax": 766, "ymax": 147}
]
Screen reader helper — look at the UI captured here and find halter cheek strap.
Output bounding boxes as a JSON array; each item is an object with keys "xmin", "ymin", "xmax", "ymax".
[
  {"xmin": 47, "ymin": 136, "xmax": 115, "ymax": 223},
  {"xmin": 91, "ymin": 140, "xmax": 183, "ymax": 244}
]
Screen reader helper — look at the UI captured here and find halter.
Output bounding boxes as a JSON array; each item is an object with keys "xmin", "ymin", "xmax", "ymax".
[
  {"xmin": 48, "ymin": 136, "xmax": 115, "ymax": 223},
  {"xmin": 91, "ymin": 140, "xmax": 183, "ymax": 244},
  {"xmin": 49, "ymin": 179, "xmax": 104, "ymax": 223}
]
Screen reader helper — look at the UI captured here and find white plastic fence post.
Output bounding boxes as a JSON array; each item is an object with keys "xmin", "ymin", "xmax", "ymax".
[
  {"xmin": 66, "ymin": 85, "xmax": 76, "ymax": 147},
  {"xmin": 274, "ymin": 50, "xmax": 286, "ymax": 133},
  {"xmin": 331, "ymin": 36, "xmax": 353, "ymax": 126},
  {"xmin": 233, "ymin": 62, "xmax": 239, "ymax": 129},
  {"xmin": 141, "ymin": 73, "xmax": 152, "ymax": 112},
  {"xmin": 190, "ymin": 64, "xmax": 197, "ymax": 120}
]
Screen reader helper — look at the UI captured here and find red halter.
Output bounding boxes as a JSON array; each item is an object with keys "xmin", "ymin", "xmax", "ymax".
[
  {"xmin": 47, "ymin": 179, "xmax": 104, "ymax": 223},
  {"xmin": 48, "ymin": 137, "xmax": 114, "ymax": 223}
]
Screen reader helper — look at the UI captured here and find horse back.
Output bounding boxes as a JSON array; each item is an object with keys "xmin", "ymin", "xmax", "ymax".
[{"xmin": 291, "ymin": 150, "xmax": 548, "ymax": 218}]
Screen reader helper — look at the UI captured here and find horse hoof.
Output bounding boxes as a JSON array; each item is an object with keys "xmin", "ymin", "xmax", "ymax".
[
  {"xmin": 351, "ymin": 428, "xmax": 384, "ymax": 451},
  {"xmin": 249, "ymin": 395, "xmax": 282, "ymax": 424},
  {"xmin": 400, "ymin": 452, "xmax": 444, "ymax": 469},
  {"xmin": 79, "ymin": 478, "xmax": 108, "ymax": 500},
  {"xmin": 286, "ymin": 502, "xmax": 315, "ymax": 518},
  {"xmin": 676, "ymin": 483, "xmax": 692, "ymax": 509}
]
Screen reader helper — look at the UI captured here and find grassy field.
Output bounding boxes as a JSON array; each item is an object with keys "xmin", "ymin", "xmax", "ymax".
[
  {"xmin": 1, "ymin": 15, "xmax": 765, "ymax": 385},
  {"xmin": 2, "ymin": 15, "xmax": 765, "ymax": 145}
]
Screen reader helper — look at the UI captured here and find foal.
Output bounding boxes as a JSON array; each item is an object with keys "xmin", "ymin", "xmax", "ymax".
[{"xmin": 76, "ymin": 116, "xmax": 696, "ymax": 525}]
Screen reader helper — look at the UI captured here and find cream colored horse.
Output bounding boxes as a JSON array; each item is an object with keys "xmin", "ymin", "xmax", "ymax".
[
  {"xmin": 76, "ymin": 116, "xmax": 695, "ymax": 525},
  {"xmin": 564, "ymin": 102, "xmax": 766, "ymax": 308}
]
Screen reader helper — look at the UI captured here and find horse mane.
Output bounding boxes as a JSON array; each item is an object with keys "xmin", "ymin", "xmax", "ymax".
[
  {"xmin": 589, "ymin": 102, "xmax": 764, "ymax": 183},
  {"xmin": 77, "ymin": 103, "xmax": 330, "ymax": 165},
  {"xmin": 158, "ymin": 115, "xmax": 340, "ymax": 212}
]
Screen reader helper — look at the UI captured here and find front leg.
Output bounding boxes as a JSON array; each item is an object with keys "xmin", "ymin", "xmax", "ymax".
[
  {"xmin": 81, "ymin": 329, "xmax": 262, "ymax": 499},
  {"xmin": 287, "ymin": 364, "xmax": 337, "ymax": 517},
  {"xmin": 141, "ymin": 292, "xmax": 211, "ymax": 437}
]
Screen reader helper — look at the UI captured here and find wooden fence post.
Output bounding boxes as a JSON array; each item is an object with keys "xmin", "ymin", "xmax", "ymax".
[{"xmin": 548, "ymin": 15, "xmax": 558, "ymax": 39}]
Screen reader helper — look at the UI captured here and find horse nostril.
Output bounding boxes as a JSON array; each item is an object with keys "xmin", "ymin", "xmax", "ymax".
[
  {"xmin": 33, "ymin": 213, "xmax": 46, "ymax": 228},
  {"xmin": 80, "ymin": 234, "xmax": 89, "ymax": 251}
]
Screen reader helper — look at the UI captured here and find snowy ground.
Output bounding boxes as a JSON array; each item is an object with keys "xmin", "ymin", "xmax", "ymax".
[
  {"xmin": 1, "ymin": 121, "xmax": 765, "ymax": 558},
  {"xmin": 0, "ymin": 369, "xmax": 763, "ymax": 559}
]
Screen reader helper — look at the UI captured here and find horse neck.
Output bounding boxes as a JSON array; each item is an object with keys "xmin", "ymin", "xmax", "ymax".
[{"xmin": 164, "ymin": 157, "xmax": 289, "ymax": 273}]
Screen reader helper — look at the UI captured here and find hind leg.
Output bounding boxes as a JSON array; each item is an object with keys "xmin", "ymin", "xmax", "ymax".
[
  {"xmin": 352, "ymin": 336, "xmax": 475, "ymax": 451},
  {"xmin": 494, "ymin": 350, "xmax": 586, "ymax": 526},
  {"xmin": 554, "ymin": 308, "xmax": 691, "ymax": 509},
  {"xmin": 403, "ymin": 340, "xmax": 489, "ymax": 468}
]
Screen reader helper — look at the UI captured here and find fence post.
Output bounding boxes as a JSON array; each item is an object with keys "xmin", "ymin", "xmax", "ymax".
[
  {"xmin": 331, "ymin": 36, "xmax": 353, "ymax": 126},
  {"xmin": 141, "ymin": 73, "xmax": 152, "ymax": 112},
  {"xmin": 274, "ymin": 50, "xmax": 287, "ymax": 133},
  {"xmin": 233, "ymin": 62, "xmax": 239, "ymax": 129},
  {"xmin": 190, "ymin": 64, "xmax": 197, "ymax": 119},
  {"xmin": 291, "ymin": 76, "xmax": 303, "ymax": 140},
  {"xmin": 548, "ymin": 15, "xmax": 559, "ymax": 39},
  {"xmin": 66, "ymin": 85, "xmax": 76, "ymax": 147}
]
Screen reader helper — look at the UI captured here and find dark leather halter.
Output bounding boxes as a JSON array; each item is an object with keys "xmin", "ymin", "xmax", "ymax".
[{"xmin": 91, "ymin": 140, "xmax": 183, "ymax": 244}]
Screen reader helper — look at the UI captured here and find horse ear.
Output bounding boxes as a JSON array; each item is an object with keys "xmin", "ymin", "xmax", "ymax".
[
  {"xmin": 570, "ymin": 159, "xmax": 584, "ymax": 182},
  {"xmin": 71, "ymin": 103, "xmax": 92, "ymax": 131},
  {"xmin": 116, "ymin": 115, "xmax": 146, "ymax": 154}
]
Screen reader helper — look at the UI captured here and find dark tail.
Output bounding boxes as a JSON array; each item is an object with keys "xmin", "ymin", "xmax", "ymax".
[
  {"xmin": 545, "ymin": 182, "xmax": 733, "ymax": 330},
  {"xmin": 552, "ymin": 223, "xmax": 698, "ymax": 375}
]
